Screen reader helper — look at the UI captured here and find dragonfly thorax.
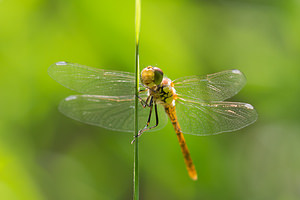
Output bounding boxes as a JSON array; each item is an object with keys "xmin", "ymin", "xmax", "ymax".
[{"xmin": 151, "ymin": 78, "xmax": 177, "ymax": 106}]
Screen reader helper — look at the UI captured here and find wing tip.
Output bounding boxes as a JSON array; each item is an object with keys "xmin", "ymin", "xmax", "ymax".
[
  {"xmin": 56, "ymin": 61, "xmax": 68, "ymax": 66},
  {"xmin": 244, "ymin": 103, "xmax": 254, "ymax": 110},
  {"xmin": 231, "ymin": 69, "xmax": 242, "ymax": 75},
  {"xmin": 231, "ymin": 69, "xmax": 247, "ymax": 85},
  {"xmin": 65, "ymin": 95, "xmax": 78, "ymax": 101},
  {"xmin": 48, "ymin": 61, "xmax": 68, "ymax": 75},
  {"xmin": 48, "ymin": 61, "xmax": 68, "ymax": 69}
]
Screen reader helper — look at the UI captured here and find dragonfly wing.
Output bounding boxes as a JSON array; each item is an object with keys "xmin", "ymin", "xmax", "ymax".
[
  {"xmin": 173, "ymin": 69, "xmax": 247, "ymax": 101},
  {"xmin": 58, "ymin": 95, "xmax": 168, "ymax": 132},
  {"xmin": 175, "ymin": 98, "xmax": 257, "ymax": 135},
  {"xmin": 48, "ymin": 62, "xmax": 135, "ymax": 96}
]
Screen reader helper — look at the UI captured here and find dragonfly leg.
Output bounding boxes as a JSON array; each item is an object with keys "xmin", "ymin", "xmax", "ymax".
[
  {"xmin": 131, "ymin": 98, "xmax": 160, "ymax": 144},
  {"xmin": 147, "ymin": 103, "xmax": 159, "ymax": 129},
  {"xmin": 131, "ymin": 102, "xmax": 159, "ymax": 144},
  {"xmin": 137, "ymin": 89, "xmax": 153, "ymax": 108},
  {"xmin": 137, "ymin": 95, "xmax": 151, "ymax": 108},
  {"xmin": 138, "ymin": 103, "xmax": 159, "ymax": 133}
]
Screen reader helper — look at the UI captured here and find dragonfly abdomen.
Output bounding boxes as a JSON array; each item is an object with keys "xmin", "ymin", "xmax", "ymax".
[{"xmin": 164, "ymin": 105, "xmax": 198, "ymax": 181}]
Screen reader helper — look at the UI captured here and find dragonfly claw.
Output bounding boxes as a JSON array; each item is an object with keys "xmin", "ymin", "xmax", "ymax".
[
  {"xmin": 131, "ymin": 135, "xmax": 137, "ymax": 144},
  {"xmin": 131, "ymin": 130, "xmax": 143, "ymax": 144}
]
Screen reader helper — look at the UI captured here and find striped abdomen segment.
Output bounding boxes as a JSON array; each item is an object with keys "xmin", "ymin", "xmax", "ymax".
[{"xmin": 164, "ymin": 105, "xmax": 198, "ymax": 180}]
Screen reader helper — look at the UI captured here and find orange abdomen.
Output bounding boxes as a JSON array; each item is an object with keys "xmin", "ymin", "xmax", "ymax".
[{"xmin": 164, "ymin": 105, "xmax": 198, "ymax": 180}]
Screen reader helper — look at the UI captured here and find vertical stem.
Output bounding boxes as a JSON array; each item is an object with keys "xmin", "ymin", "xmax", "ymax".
[{"xmin": 134, "ymin": 0, "xmax": 141, "ymax": 199}]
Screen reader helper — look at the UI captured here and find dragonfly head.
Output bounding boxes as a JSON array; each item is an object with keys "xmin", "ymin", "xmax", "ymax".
[{"xmin": 141, "ymin": 66, "xmax": 164, "ymax": 88}]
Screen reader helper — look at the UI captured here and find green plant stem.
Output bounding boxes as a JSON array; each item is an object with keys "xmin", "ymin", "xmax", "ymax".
[{"xmin": 134, "ymin": 0, "xmax": 141, "ymax": 199}]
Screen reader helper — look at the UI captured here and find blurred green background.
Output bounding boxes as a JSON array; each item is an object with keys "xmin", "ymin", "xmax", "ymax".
[{"xmin": 1, "ymin": 0, "xmax": 300, "ymax": 199}]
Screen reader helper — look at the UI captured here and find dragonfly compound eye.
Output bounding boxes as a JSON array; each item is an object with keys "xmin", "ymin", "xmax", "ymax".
[
  {"xmin": 141, "ymin": 66, "xmax": 164, "ymax": 88},
  {"xmin": 153, "ymin": 67, "xmax": 164, "ymax": 86}
]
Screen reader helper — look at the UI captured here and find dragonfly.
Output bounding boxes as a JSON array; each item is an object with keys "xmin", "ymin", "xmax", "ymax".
[{"xmin": 48, "ymin": 61, "xmax": 257, "ymax": 180}]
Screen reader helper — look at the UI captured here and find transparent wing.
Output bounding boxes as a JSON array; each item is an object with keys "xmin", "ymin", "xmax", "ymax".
[
  {"xmin": 58, "ymin": 95, "xmax": 168, "ymax": 132},
  {"xmin": 175, "ymin": 98, "xmax": 257, "ymax": 136},
  {"xmin": 173, "ymin": 69, "xmax": 247, "ymax": 101},
  {"xmin": 48, "ymin": 61, "xmax": 135, "ymax": 96}
]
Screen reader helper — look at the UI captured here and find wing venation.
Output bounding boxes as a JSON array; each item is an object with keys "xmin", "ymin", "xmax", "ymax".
[
  {"xmin": 175, "ymin": 98, "xmax": 257, "ymax": 135},
  {"xmin": 173, "ymin": 69, "xmax": 246, "ymax": 101},
  {"xmin": 48, "ymin": 62, "xmax": 135, "ymax": 96},
  {"xmin": 59, "ymin": 95, "xmax": 168, "ymax": 132}
]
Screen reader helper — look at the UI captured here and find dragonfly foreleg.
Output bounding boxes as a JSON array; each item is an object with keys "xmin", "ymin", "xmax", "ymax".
[
  {"xmin": 137, "ymin": 95, "xmax": 152, "ymax": 108},
  {"xmin": 137, "ymin": 89, "xmax": 153, "ymax": 108}
]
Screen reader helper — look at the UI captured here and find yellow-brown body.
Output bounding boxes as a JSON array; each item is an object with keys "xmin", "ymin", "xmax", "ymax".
[
  {"xmin": 153, "ymin": 77, "xmax": 198, "ymax": 180},
  {"xmin": 141, "ymin": 66, "xmax": 197, "ymax": 180},
  {"xmin": 164, "ymin": 104, "xmax": 198, "ymax": 180}
]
